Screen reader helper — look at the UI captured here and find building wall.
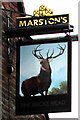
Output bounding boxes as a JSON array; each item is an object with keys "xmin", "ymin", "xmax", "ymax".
[
  {"xmin": 1, "ymin": 2, "xmax": 45, "ymax": 120},
  {"xmin": 2, "ymin": 2, "xmax": 24, "ymax": 120}
]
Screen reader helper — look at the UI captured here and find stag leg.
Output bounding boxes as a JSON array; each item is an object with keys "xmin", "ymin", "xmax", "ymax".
[{"xmin": 45, "ymin": 90, "xmax": 48, "ymax": 96}]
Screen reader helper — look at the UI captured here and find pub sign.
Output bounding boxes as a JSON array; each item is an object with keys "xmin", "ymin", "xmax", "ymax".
[{"xmin": 16, "ymin": 5, "xmax": 71, "ymax": 115}]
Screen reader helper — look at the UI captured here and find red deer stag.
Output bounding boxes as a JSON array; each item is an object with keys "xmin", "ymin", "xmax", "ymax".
[{"xmin": 21, "ymin": 44, "xmax": 66, "ymax": 96}]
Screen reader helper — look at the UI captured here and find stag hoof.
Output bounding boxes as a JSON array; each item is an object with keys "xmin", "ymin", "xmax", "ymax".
[{"xmin": 41, "ymin": 92, "xmax": 44, "ymax": 96}]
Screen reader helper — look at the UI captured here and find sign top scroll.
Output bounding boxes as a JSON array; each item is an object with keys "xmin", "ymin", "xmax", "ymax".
[{"xmin": 33, "ymin": 5, "xmax": 54, "ymax": 17}]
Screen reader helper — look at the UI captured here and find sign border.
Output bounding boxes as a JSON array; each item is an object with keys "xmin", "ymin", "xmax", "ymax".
[{"xmin": 16, "ymin": 36, "xmax": 72, "ymax": 115}]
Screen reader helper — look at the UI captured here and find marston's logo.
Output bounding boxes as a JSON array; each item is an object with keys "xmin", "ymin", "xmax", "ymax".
[{"xmin": 16, "ymin": 5, "xmax": 69, "ymax": 28}]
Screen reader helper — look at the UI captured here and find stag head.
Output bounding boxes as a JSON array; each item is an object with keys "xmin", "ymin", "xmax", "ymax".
[{"xmin": 32, "ymin": 44, "xmax": 66, "ymax": 63}]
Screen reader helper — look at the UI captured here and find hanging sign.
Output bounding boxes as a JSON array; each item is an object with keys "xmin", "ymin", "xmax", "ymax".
[{"xmin": 16, "ymin": 5, "xmax": 71, "ymax": 115}]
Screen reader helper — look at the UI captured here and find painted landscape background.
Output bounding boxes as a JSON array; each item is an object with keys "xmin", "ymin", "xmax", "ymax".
[{"xmin": 19, "ymin": 42, "xmax": 68, "ymax": 96}]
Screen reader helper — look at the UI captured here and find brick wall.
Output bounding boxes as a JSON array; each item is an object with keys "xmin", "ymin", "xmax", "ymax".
[
  {"xmin": 2, "ymin": 2, "xmax": 18, "ymax": 120},
  {"xmin": 2, "ymin": 2, "xmax": 24, "ymax": 120},
  {"xmin": 1, "ymin": 2, "xmax": 46, "ymax": 120}
]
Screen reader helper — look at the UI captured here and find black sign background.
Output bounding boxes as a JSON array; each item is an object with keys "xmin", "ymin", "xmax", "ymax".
[
  {"xmin": 16, "ymin": 14, "xmax": 69, "ymax": 28},
  {"xmin": 16, "ymin": 36, "xmax": 71, "ymax": 115}
]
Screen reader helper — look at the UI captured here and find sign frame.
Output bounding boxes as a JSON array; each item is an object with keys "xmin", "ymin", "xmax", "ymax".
[{"xmin": 16, "ymin": 36, "xmax": 72, "ymax": 115}]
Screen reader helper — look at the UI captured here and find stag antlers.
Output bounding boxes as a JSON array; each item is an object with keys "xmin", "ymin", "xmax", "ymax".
[
  {"xmin": 32, "ymin": 44, "xmax": 66, "ymax": 62},
  {"xmin": 47, "ymin": 44, "xmax": 66, "ymax": 62},
  {"xmin": 32, "ymin": 45, "xmax": 44, "ymax": 61}
]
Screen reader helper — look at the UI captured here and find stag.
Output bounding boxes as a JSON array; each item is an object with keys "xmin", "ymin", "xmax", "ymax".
[{"xmin": 21, "ymin": 44, "xmax": 66, "ymax": 97}]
